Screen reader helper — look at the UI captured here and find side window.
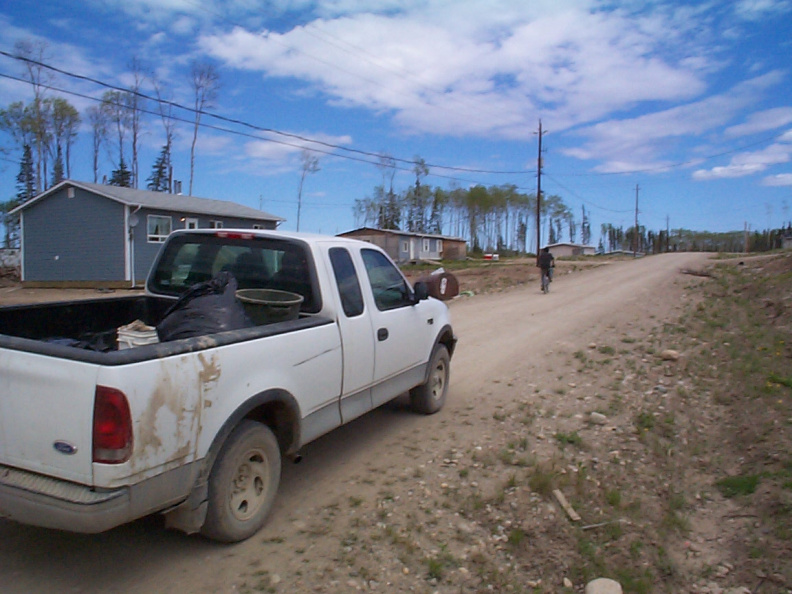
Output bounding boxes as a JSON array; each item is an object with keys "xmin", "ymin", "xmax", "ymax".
[
  {"xmin": 329, "ymin": 248, "xmax": 364, "ymax": 317},
  {"xmin": 361, "ymin": 248, "xmax": 412, "ymax": 311}
]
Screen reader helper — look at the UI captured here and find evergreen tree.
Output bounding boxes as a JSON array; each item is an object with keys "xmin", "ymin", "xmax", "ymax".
[
  {"xmin": 1, "ymin": 144, "xmax": 34, "ymax": 248},
  {"xmin": 383, "ymin": 188, "xmax": 401, "ymax": 230},
  {"xmin": 427, "ymin": 188, "xmax": 446, "ymax": 234},
  {"xmin": 109, "ymin": 158, "xmax": 132, "ymax": 187},
  {"xmin": 406, "ymin": 157, "xmax": 429, "ymax": 232},
  {"xmin": 581, "ymin": 205, "xmax": 591, "ymax": 245},
  {"xmin": 567, "ymin": 213, "xmax": 577, "ymax": 243},
  {"xmin": 147, "ymin": 143, "xmax": 171, "ymax": 192}
]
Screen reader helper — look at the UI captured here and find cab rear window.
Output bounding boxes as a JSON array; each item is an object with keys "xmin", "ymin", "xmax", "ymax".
[{"xmin": 148, "ymin": 234, "xmax": 321, "ymax": 313}]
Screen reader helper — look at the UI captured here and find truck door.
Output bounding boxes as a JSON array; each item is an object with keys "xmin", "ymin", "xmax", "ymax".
[
  {"xmin": 328, "ymin": 247, "xmax": 376, "ymax": 423},
  {"xmin": 359, "ymin": 248, "xmax": 434, "ymax": 408}
]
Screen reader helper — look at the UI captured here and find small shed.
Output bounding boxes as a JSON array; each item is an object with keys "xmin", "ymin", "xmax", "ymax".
[
  {"xmin": 338, "ymin": 227, "xmax": 467, "ymax": 263},
  {"xmin": 11, "ymin": 180, "xmax": 284, "ymax": 287},
  {"xmin": 546, "ymin": 242, "xmax": 597, "ymax": 258}
]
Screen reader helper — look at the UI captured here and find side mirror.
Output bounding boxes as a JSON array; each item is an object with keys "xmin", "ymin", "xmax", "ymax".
[{"xmin": 413, "ymin": 281, "xmax": 429, "ymax": 302}]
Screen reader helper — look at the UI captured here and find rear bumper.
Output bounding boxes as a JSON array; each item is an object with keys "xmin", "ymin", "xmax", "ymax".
[{"xmin": 0, "ymin": 465, "xmax": 130, "ymax": 533}]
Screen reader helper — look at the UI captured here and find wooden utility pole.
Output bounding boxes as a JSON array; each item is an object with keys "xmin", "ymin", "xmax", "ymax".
[
  {"xmin": 633, "ymin": 184, "xmax": 639, "ymax": 258},
  {"xmin": 535, "ymin": 120, "xmax": 543, "ymax": 265},
  {"xmin": 666, "ymin": 215, "xmax": 670, "ymax": 253}
]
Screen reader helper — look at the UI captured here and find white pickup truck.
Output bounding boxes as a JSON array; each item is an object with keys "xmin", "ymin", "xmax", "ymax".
[{"xmin": 0, "ymin": 229, "xmax": 456, "ymax": 542}]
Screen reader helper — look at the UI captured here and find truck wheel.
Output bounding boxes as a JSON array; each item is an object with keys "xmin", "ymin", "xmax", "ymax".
[
  {"xmin": 410, "ymin": 344, "xmax": 450, "ymax": 414},
  {"xmin": 201, "ymin": 420, "xmax": 281, "ymax": 543}
]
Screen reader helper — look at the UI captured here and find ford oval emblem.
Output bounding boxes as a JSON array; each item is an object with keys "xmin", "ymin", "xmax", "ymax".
[{"xmin": 53, "ymin": 441, "xmax": 77, "ymax": 455}]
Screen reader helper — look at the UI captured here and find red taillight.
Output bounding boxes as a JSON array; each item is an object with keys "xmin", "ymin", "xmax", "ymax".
[{"xmin": 93, "ymin": 386, "xmax": 133, "ymax": 464}]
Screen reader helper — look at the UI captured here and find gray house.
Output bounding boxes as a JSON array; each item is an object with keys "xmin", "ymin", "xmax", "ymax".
[
  {"xmin": 338, "ymin": 227, "xmax": 467, "ymax": 263},
  {"xmin": 546, "ymin": 242, "xmax": 597, "ymax": 257},
  {"xmin": 11, "ymin": 180, "xmax": 284, "ymax": 287}
]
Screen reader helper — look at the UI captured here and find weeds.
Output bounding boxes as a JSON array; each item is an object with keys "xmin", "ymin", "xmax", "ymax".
[
  {"xmin": 554, "ymin": 431, "xmax": 583, "ymax": 448},
  {"xmin": 716, "ymin": 474, "xmax": 759, "ymax": 497}
]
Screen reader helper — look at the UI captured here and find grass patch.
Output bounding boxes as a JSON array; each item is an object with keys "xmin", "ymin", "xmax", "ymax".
[
  {"xmin": 716, "ymin": 474, "xmax": 760, "ymax": 498},
  {"xmin": 554, "ymin": 431, "xmax": 583, "ymax": 448}
]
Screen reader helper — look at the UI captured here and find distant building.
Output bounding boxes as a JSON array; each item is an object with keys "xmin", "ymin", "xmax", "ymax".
[
  {"xmin": 11, "ymin": 180, "xmax": 284, "ymax": 287},
  {"xmin": 546, "ymin": 242, "xmax": 597, "ymax": 258},
  {"xmin": 338, "ymin": 227, "xmax": 467, "ymax": 263}
]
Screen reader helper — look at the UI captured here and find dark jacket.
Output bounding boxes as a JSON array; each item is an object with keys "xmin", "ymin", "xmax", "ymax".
[{"xmin": 538, "ymin": 251, "xmax": 554, "ymax": 270}]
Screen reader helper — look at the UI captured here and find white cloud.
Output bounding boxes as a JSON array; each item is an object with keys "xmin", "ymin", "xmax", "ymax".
[
  {"xmin": 725, "ymin": 107, "xmax": 792, "ymax": 137},
  {"xmin": 244, "ymin": 131, "xmax": 353, "ymax": 163},
  {"xmin": 198, "ymin": 2, "xmax": 713, "ymax": 139},
  {"xmin": 762, "ymin": 172, "xmax": 792, "ymax": 186},
  {"xmin": 692, "ymin": 142, "xmax": 791, "ymax": 180},
  {"xmin": 734, "ymin": 0, "xmax": 792, "ymax": 21},
  {"xmin": 562, "ymin": 72, "xmax": 785, "ymax": 172}
]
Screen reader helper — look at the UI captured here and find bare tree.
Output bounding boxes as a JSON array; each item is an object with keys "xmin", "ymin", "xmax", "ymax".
[
  {"xmin": 153, "ymin": 79, "xmax": 177, "ymax": 191},
  {"xmin": 49, "ymin": 97, "xmax": 80, "ymax": 180},
  {"xmin": 376, "ymin": 153, "xmax": 400, "ymax": 229},
  {"xmin": 0, "ymin": 101, "xmax": 35, "ymax": 149},
  {"xmin": 127, "ymin": 58, "xmax": 147, "ymax": 188},
  {"xmin": 189, "ymin": 61, "xmax": 219, "ymax": 196},
  {"xmin": 87, "ymin": 104, "xmax": 108, "ymax": 183},
  {"xmin": 296, "ymin": 149, "xmax": 320, "ymax": 232},
  {"xmin": 406, "ymin": 156, "xmax": 429, "ymax": 232},
  {"xmin": 14, "ymin": 39, "xmax": 53, "ymax": 192},
  {"xmin": 101, "ymin": 90, "xmax": 130, "ymax": 171}
]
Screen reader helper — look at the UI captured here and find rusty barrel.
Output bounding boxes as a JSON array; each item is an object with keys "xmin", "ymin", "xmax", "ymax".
[{"xmin": 416, "ymin": 271, "xmax": 459, "ymax": 301}]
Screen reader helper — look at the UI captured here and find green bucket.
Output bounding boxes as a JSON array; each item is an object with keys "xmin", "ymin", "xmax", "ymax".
[{"xmin": 236, "ymin": 289, "xmax": 304, "ymax": 325}]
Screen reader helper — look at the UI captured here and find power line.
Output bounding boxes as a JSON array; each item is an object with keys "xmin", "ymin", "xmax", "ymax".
[
  {"xmin": 0, "ymin": 49, "xmax": 532, "ymax": 178},
  {"xmin": 543, "ymin": 173, "xmax": 633, "ymax": 214},
  {"xmin": 183, "ymin": 0, "xmax": 502, "ymax": 125},
  {"xmin": 8, "ymin": 71, "xmax": 541, "ymax": 198}
]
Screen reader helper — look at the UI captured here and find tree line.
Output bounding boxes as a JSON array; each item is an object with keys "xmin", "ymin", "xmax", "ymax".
[
  {"xmin": 0, "ymin": 39, "xmax": 219, "ymax": 248},
  {"xmin": 1, "ymin": 39, "xmax": 787, "ymax": 256},
  {"xmin": 599, "ymin": 222, "xmax": 792, "ymax": 254},
  {"xmin": 353, "ymin": 155, "xmax": 594, "ymax": 254}
]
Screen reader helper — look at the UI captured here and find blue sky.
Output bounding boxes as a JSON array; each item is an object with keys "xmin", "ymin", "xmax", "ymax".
[{"xmin": 1, "ymin": 0, "xmax": 791, "ymax": 245}]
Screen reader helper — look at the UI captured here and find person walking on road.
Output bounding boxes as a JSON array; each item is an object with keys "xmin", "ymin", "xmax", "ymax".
[{"xmin": 538, "ymin": 247, "xmax": 554, "ymax": 293}]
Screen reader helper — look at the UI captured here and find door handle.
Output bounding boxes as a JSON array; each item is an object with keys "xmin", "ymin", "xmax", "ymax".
[{"xmin": 377, "ymin": 328, "xmax": 389, "ymax": 341}]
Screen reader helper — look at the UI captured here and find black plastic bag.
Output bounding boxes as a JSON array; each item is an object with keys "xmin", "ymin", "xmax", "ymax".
[{"xmin": 157, "ymin": 271, "xmax": 253, "ymax": 342}]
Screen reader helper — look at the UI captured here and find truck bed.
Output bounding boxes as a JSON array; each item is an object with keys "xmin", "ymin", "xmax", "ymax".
[{"xmin": 0, "ymin": 295, "xmax": 332, "ymax": 365}]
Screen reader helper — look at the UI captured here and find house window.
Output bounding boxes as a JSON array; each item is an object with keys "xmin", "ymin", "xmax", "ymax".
[
  {"xmin": 184, "ymin": 218, "xmax": 198, "ymax": 229},
  {"xmin": 210, "ymin": 220, "xmax": 223, "ymax": 229},
  {"xmin": 253, "ymin": 224, "xmax": 263, "ymax": 230},
  {"xmin": 438, "ymin": 240, "xmax": 443, "ymax": 252},
  {"xmin": 422, "ymin": 239, "xmax": 430, "ymax": 253},
  {"xmin": 401, "ymin": 241, "xmax": 408, "ymax": 252},
  {"xmin": 147, "ymin": 215, "xmax": 172, "ymax": 243}
]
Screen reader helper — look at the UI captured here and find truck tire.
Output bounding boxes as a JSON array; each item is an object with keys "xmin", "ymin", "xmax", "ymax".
[
  {"xmin": 201, "ymin": 420, "xmax": 281, "ymax": 542},
  {"xmin": 410, "ymin": 344, "xmax": 450, "ymax": 415}
]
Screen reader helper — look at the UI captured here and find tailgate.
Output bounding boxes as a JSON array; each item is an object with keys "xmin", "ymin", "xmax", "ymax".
[{"xmin": 0, "ymin": 348, "xmax": 97, "ymax": 484}]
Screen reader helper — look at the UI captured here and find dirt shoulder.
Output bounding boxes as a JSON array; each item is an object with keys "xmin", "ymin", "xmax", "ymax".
[{"xmin": 1, "ymin": 253, "xmax": 790, "ymax": 594}]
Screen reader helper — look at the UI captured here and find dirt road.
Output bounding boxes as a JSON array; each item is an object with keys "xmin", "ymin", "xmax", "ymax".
[{"xmin": 0, "ymin": 252, "xmax": 712, "ymax": 593}]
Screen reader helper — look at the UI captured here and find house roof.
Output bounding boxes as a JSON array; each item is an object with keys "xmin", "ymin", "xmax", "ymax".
[
  {"xmin": 339, "ymin": 226, "xmax": 466, "ymax": 242},
  {"xmin": 11, "ymin": 179, "xmax": 285, "ymax": 222},
  {"xmin": 545, "ymin": 242, "xmax": 596, "ymax": 249}
]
